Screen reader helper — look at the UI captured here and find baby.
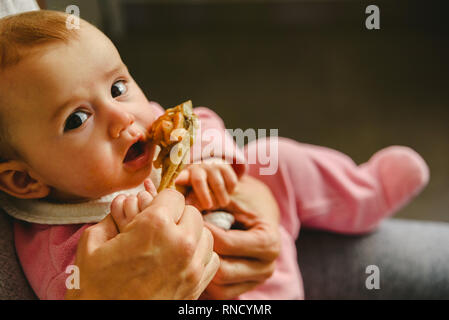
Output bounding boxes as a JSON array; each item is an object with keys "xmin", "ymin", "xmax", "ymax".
[{"xmin": 0, "ymin": 11, "xmax": 429, "ymax": 300}]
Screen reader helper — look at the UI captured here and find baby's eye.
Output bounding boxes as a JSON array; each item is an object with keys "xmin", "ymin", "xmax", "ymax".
[
  {"xmin": 64, "ymin": 111, "xmax": 89, "ymax": 132},
  {"xmin": 111, "ymin": 80, "xmax": 127, "ymax": 98}
]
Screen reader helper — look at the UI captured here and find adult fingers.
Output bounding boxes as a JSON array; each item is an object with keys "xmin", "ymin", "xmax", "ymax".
[
  {"xmin": 193, "ymin": 252, "xmax": 220, "ymax": 300},
  {"xmin": 176, "ymin": 205, "xmax": 219, "ymax": 300},
  {"xmin": 212, "ymin": 257, "xmax": 276, "ymax": 285},
  {"xmin": 191, "ymin": 226, "xmax": 215, "ymax": 267},
  {"xmin": 141, "ymin": 188, "xmax": 186, "ymax": 224},
  {"xmin": 204, "ymin": 281, "xmax": 260, "ymax": 300},
  {"xmin": 206, "ymin": 222, "xmax": 280, "ymax": 262},
  {"xmin": 79, "ymin": 214, "xmax": 118, "ymax": 254},
  {"xmin": 177, "ymin": 204, "xmax": 205, "ymax": 243}
]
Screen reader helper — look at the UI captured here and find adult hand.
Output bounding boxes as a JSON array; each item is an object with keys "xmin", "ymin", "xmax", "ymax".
[
  {"xmin": 65, "ymin": 189, "xmax": 219, "ymax": 300},
  {"xmin": 191, "ymin": 175, "xmax": 281, "ymax": 300}
]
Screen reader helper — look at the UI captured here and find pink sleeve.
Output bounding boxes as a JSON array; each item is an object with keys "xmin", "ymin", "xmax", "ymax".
[
  {"xmin": 275, "ymin": 142, "xmax": 415, "ymax": 235},
  {"xmin": 245, "ymin": 138, "xmax": 429, "ymax": 237},
  {"xmin": 14, "ymin": 222, "xmax": 89, "ymax": 300},
  {"xmin": 190, "ymin": 107, "xmax": 247, "ymax": 177},
  {"xmin": 292, "ymin": 146, "xmax": 390, "ymax": 235}
]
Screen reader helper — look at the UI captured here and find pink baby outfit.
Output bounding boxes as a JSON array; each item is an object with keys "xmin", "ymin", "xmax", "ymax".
[
  {"xmin": 238, "ymin": 137, "xmax": 429, "ymax": 299},
  {"xmin": 8, "ymin": 104, "xmax": 429, "ymax": 300}
]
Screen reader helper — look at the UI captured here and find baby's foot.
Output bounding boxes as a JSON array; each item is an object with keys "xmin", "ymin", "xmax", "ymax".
[
  {"xmin": 110, "ymin": 179, "xmax": 157, "ymax": 232},
  {"xmin": 362, "ymin": 146, "xmax": 430, "ymax": 213}
]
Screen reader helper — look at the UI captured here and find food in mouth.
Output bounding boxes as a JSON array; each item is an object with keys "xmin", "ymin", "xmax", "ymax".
[{"xmin": 148, "ymin": 100, "xmax": 198, "ymax": 192}]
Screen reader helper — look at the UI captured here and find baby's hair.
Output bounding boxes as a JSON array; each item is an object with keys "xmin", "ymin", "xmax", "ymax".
[
  {"xmin": 0, "ymin": 10, "xmax": 77, "ymax": 69},
  {"xmin": 0, "ymin": 10, "xmax": 79, "ymax": 162}
]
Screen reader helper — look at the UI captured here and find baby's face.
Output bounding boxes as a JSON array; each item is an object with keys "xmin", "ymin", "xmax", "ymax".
[{"xmin": 0, "ymin": 24, "xmax": 158, "ymax": 201}]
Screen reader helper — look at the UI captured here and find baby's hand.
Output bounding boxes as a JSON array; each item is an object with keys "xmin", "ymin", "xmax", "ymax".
[
  {"xmin": 110, "ymin": 179, "xmax": 157, "ymax": 232},
  {"xmin": 175, "ymin": 161, "xmax": 238, "ymax": 210}
]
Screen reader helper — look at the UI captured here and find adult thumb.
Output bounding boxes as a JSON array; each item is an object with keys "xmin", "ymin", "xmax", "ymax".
[{"xmin": 82, "ymin": 214, "xmax": 119, "ymax": 252}]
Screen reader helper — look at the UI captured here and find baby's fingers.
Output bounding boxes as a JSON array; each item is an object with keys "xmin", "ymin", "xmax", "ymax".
[
  {"xmin": 191, "ymin": 166, "xmax": 214, "ymax": 209},
  {"xmin": 207, "ymin": 168, "xmax": 230, "ymax": 208},
  {"xmin": 110, "ymin": 193, "xmax": 144, "ymax": 232},
  {"xmin": 144, "ymin": 179, "xmax": 158, "ymax": 197},
  {"xmin": 220, "ymin": 165, "xmax": 238, "ymax": 193},
  {"xmin": 110, "ymin": 194, "xmax": 128, "ymax": 232},
  {"xmin": 137, "ymin": 190, "xmax": 154, "ymax": 211},
  {"xmin": 174, "ymin": 169, "xmax": 190, "ymax": 186},
  {"xmin": 123, "ymin": 195, "xmax": 140, "ymax": 224}
]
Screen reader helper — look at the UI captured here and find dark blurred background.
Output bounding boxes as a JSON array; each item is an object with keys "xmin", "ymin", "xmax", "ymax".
[{"xmin": 45, "ymin": 0, "xmax": 449, "ymax": 222}]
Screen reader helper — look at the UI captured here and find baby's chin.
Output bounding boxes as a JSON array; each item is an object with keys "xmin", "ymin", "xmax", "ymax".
[
  {"xmin": 45, "ymin": 188, "xmax": 94, "ymax": 204},
  {"xmin": 46, "ymin": 185, "xmax": 135, "ymax": 203},
  {"xmin": 45, "ymin": 167, "xmax": 161, "ymax": 204}
]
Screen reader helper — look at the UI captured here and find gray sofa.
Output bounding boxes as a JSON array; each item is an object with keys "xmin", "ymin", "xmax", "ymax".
[{"xmin": 1, "ymin": 210, "xmax": 448, "ymax": 300}]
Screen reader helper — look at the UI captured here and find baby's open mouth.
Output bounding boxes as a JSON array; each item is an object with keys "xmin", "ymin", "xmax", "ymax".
[
  {"xmin": 124, "ymin": 140, "xmax": 147, "ymax": 163},
  {"xmin": 123, "ymin": 139, "xmax": 152, "ymax": 171}
]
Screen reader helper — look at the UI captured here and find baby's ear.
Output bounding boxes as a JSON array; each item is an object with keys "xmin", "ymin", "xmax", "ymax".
[{"xmin": 0, "ymin": 161, "xmax": 50, "ymax": 199}]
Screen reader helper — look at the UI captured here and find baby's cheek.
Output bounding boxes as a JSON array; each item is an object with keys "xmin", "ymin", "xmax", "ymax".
[
  {"xmin": 92, "ymin": 159, "xmax": 118, "ymax": 181},
  {"xmin": 80, "ymin": 166, "xmax": 118, "ymax": 196},
  {"xmin": 147, "ymin": 101, "xmax": 164, "ymax": 121},
  {"xmin": 80, "ymin": 157, "xmax": 116, "ymax": 183}
]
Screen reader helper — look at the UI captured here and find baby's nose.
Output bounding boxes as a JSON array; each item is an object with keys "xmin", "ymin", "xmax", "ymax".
[{"xmin": 109, "ymin": 110, "xmax": 135, "ymax": 139}]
